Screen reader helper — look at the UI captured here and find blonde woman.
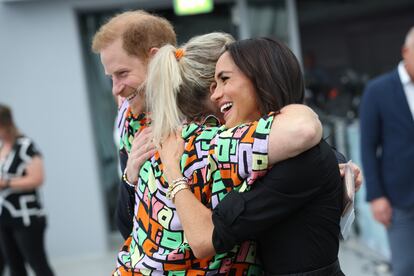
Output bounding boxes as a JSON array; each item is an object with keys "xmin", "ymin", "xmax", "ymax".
[{"xmin": 114, "ymin": 32, "xmax": 322, "ymax": 275}]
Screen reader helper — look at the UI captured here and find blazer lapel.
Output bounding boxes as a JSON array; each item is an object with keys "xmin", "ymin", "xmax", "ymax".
[{"xmin": 391, "ymin": 69, "xmax": 414, "ymax": 128}]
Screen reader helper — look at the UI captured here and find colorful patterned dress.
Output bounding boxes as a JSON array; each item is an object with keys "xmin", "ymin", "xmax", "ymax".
[{"xmin": 114, "ymin": 110, "xmax": 274, "ymax": 275}]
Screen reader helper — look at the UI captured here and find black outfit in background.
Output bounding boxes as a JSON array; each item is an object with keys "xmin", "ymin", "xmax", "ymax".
[
  {"xmin": 115, "ymin": 150, "xmax": 135, "ymax": 240},
  {"xmin": 0, "ymin": 136, "xmax": 54, "ymax": 276},
  {"xmin": 212, "ymin": 140, "xmax": 344, "ymax": 275},
  {"xmin": 0, "ymin": 251, "xmax": 4, "ymax": 276}
]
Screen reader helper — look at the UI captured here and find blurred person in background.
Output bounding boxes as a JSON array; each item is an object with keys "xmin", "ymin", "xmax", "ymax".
[
  {"xmin": 360, "ymin": 26, "xmax": 414, "ymax": 276},
  {"xmin": 0, "ymin": 104, "xmax": 54, "ymax": 276},
  {"xmin": 91, "ymin": 10, "xmax": 176, "ymax": 240},
  {"xmin": 303, "ymin": 51, "xmax": 333, "ymax": 109}
]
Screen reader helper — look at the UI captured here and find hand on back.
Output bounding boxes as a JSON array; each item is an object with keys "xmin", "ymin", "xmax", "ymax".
[{"xmin": 125, "ymin": 127, "xmax": 156, "ymax": 184}]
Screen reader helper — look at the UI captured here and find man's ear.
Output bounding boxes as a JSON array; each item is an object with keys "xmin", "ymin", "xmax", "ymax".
[{"xmin": 149, "ymin": 47, "xmax": 159, "ymax": 58}]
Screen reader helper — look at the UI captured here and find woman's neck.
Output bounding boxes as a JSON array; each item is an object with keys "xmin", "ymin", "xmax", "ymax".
[{"xmin": 0, "ymin": 138, "xmax": 14, "ymax": 160}]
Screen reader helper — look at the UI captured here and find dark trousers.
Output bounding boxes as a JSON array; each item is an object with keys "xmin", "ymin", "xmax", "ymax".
[
  {"xmin": 267, "ymin": 260, "xmax": 344, "ymax": 276},
  {"xmin": 0, "ymin": 219, "xmax": 54, "ymax": 276},
  {"xmin": 0, "ymin": 250, "xmax": 4, "ymax": 276}
]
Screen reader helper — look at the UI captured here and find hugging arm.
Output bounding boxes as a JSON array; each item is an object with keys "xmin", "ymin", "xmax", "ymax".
[
  {"xmin": 160, "ymin": 104, "xmax": 322, "ymax": 258},
  {"xmin": 163, "ymin": 141, "xmax": 332, "ymax": 258},
  {"xmin": 267, "ymin": 104, "xmax": 322, "ymax": 164}
]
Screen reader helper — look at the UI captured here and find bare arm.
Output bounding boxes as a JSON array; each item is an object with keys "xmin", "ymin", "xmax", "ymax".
[
  {"xmin": 159, "ymin": 133, "xmax": 216, "ymax": 258},
  {"xmin": 0, "ymin": 156, "xmax": 44, "ymax": 190},
  {"xmin": 268, "ymin": 104, "xmax": 322, "ymax": 165}
]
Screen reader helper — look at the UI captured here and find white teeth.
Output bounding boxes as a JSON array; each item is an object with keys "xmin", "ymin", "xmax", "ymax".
[
  {"xmin": 126, "ymin": 91, "xmax": 137, "ymax": 102},
  {"xmin": 220, "ymin": 103, "xmax": 233, "ymax": 113}
]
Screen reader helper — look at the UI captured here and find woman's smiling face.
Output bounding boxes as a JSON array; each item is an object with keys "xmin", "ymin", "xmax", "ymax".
[{"xmin": 211, "ymin": 52, "xmax": 261, "ymax": 128}]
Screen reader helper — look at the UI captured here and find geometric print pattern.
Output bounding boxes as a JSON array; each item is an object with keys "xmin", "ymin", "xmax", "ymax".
[
  {"xmin": 119, "ymin": 107, "xmax": 150, "ymax": 153},
  {"xmin": 114, "ymin": 113, "xmax": 274, "ymax": 275}
]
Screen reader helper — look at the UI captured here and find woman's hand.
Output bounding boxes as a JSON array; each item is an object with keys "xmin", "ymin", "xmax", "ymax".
[
  {"xmin": 126, "ymin": 127, "xmax": 156, "ymax": 185},
  {"xmin": 0, "ymin": 179, "xmax": 9, "ymax": 189},
  {"xmin": 338, "ymin": 162, "xmax": 363, "ymax": 192},
  {"xmin": 158, "ymin": 129, "xmax": 185, "ymax": 183}
]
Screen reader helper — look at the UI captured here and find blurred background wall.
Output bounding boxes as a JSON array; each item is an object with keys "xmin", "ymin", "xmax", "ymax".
[{"xmin": 0, "ymin": 0, "xmax": 413, "ymax": 266}]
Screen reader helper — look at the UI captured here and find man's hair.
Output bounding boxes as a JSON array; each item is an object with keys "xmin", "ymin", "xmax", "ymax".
[
  {"xmin": 145, "ymin": 32, "xmax": 235, "ymax": 144},
  {"xmin": 92, "ymin": 10, "xmax": 176, "ymax": 59},
  {"xmin": 226, "ymin": 37, "xmax": 305, "ymax": 115}
]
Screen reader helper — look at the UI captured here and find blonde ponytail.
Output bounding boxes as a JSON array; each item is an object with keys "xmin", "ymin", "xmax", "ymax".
[
  {"xmin": 146, "ymin": 45, "xmax": 184, "ymax": 145},
  {"xmin": 146, "ymin": 32, "xmax": 236, "ymax": 145}
]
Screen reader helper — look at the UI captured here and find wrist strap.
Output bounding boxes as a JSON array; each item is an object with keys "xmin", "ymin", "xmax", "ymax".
[
  {"xmin": 123, "ymin": 168, "xmax": 138, "ymax": 187},
  {"xmin": 170, "ymin": 183, "xmax": 190, "ymax": 203},
  {"xmin": 167, "ymin": 177, "xmax": 189, "ymax": 200}
]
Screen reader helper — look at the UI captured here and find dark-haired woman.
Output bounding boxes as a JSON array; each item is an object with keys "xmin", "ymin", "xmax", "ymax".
[
  {"xmin": 0, "ymin": 104, "xmax": 54, "ymax": 276},
  {"xmin": 159, "ymin": 38, "xmax": 345, "ymax": 275}
]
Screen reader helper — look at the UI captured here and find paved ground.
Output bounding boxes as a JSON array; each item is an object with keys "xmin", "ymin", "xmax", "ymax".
[
  {"xmin": 10, "ymin": 237, "xmax": 393, "ymax": 276},
  {"xmin": 339, "ymin": 239, "xmax": 391, "ymax": 276}
]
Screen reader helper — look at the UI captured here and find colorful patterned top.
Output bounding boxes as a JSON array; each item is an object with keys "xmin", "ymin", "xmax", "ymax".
[
  {"xmin": 118, "ymin": 106, "xmax": 150, "ymax": 154},
  {"xmin": 114, "ymin": 112, "xmax": 274, "ymax": 275}
]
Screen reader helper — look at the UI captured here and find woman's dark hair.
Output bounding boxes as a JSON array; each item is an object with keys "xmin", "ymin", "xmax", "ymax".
[
  {"xmin": 225, "ymin": 37, "xmax": 304, "ymax": 114},
  {"xmin": 0, "ymin": 103, "xmax": 19, "ymax": 140},
  {"xmin": 0, "ymin": 104, "xmax": 15, "ymax": 129}
]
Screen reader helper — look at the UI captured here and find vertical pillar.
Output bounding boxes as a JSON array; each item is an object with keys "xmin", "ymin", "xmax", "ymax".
[
  {"xmin": 236, "ymin": 0, "xmax": 250, "ymax": 39},
  {"xmin": 286, "ymin": 0, "xmax": 303, "ymax": 66}
]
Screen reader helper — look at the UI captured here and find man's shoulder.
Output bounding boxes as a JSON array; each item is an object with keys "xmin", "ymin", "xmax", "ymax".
[{"xmin": 366, "ymin": 69, "xmax": 397, "ymax": 91}]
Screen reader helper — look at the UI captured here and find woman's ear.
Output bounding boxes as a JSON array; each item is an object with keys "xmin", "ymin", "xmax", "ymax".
[{"xmin": 149, "ymin": 47, "xmax": 159, "ymax": 58}]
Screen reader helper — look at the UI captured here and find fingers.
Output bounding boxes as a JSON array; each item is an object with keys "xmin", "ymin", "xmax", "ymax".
[
  {"xmin": 375, "ymin": 211, "xmax": 392, "ymax": 227},
  {"xmin": 130, "ymin": 142, "xmax": 156, "ymax": 159},
  {"xmin": 354, "ymin": 172, "xmax": 363, "ymax": 192},
  {"xmin": 135, "ymin": 126, "xmax": 152, "ymax": 137},
  {"xmin": 127, "ymin": 127, "xmax": 156, "ymax": 179},
  {"xmin": 371, "ymin": 198, "xmax": 392, "ymax": 227},
  {"xmin": 126, "ymin": 145, "xmax": 157, "ymax": 184},
  {"xmin": 338, "ymin": 162, "xmax": 364, "ymax": 192},
  {"xmin": 338, "ymin": 163, "xmax": 345, "ymax": 177},
  {"xmin": 131, "ymin": 128, "xmax": 154, "ymax": 151},
  {"xmin": 351, "ymin": 163, "xmax": 363, "ymax": 192},
  {"xmin": 157, "ymin": 130, "xmax": 185, "ymax": 170}
]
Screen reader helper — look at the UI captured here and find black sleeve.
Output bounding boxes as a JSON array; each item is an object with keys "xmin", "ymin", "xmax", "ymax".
[
  {"xmin": 27, "ymin": 139, "xmax": 42, "ymax": 158},
  {"xmin": 331, "ymin": 147, "xmax": 347, "ymax": 164},
  {"xmin": 115, "ymin": 150, "xmax": 136, "ymax": 240},
  {"xmin": 212, "ymin": 143, "xmax": 332, "ymax": 253}
]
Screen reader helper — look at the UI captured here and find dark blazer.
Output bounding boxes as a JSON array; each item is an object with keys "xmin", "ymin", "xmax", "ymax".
[
  {"xmin": 359, "ymin": 68, "xmax": 414, "ymax": 207},
  {"xmin": 115, "ymin": 150, "xmax": 135, "ymax": 240}
]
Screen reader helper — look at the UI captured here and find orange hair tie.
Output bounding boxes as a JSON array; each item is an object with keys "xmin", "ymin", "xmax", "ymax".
[{"xmin": 175, "ymin": 48, "xmax": 185, "ymax": 60}]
